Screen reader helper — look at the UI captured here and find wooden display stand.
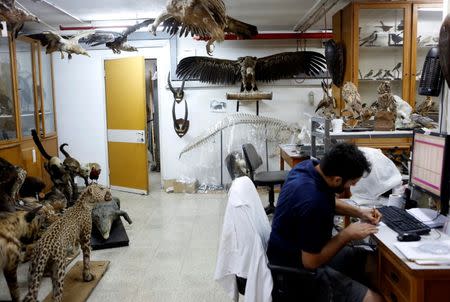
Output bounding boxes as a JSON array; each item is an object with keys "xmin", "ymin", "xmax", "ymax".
[
  {"xmin": 43, "ymin": 261, "xmax": 110, "ymax": 302},
  {"xmin": 226, "ymin": 91, "xmax": 272, "ymax": 115}
]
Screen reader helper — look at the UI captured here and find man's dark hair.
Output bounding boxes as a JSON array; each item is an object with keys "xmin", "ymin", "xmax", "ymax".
[{"xmin": 319, "ymin": 143, "xmax": 371, "ymax": 181}]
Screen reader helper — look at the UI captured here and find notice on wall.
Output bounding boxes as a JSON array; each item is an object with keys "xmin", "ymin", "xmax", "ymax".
[{"xmin": 1, "ymin": 22, "xmax": 6, "ymax": 37}]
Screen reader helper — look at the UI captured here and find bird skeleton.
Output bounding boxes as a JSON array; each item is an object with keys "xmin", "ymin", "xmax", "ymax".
[
  {"xmin": 82, "ymin": 19, "xmax": 154, "ymax": 54},
  {"xmin": 0, "ymin": 0, "xmax": 39, "ymax": 39},
  {"xmin": 176, "ymin": 52, "xmax": 326, "ymax": 92},
  {"xmin": 150, "ymin": 0, "xmax": 258, "ymax": 55},
  {"xmin": 28, "ymin": 30, "xmax": 94, "ymax": 59},
  {"xmin": 179, "ymin": 113, "xmax": 300, "ymax": 158}
]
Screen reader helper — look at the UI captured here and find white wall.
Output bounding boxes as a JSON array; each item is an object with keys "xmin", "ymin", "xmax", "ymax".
[
  {"xmin": 53, "ymin": 40, "xmax": 171, "ymax": 186},
  {"xmin": 53, "ymin": 37, "xmax": 326, "ymax": 187}
]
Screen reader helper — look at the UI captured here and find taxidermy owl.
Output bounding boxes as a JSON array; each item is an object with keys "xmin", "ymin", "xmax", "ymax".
[
  {"xmin": 150, "ymin": 0, "xmax": 258, "ymax": 55},
  {"xmin": 176, "ymin": 52, "xmax": 326, "ymax": 92}
]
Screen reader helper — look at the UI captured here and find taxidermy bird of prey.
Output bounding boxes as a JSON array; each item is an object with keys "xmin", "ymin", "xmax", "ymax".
[
  {"xmin": 324, "ymin": 39, "xmax": 345, "ymax": 87},
  {"xmin": 0, "ymin": 0, "xmax": 39, "ymax": 38},
  {"xmin": 176, "ymin": 51, "xmax": 326, "ymax": 92},
  {"xmin": 82, "ymin": 19, "xmax": 154, "ymax": 54},
  {"xmin": 150, "ymin": 0, "xmax": 258, "ymax": 55},
  {"xmin": 27, "ymin": 30, "xmax": 93, "ymax": 59}
]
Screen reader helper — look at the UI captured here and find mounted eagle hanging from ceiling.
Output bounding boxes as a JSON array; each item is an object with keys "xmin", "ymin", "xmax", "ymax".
[
  {"xmin": 0, "ymin": 0, "xmax": 39, "ymax": 39},
  {"xmin": 150, "ymin": 0, "xmax": 258, "ymax": 55},
  {"xmin": 176, "ymin": 51, "xmax": 327, "ymax": 92},
  {"xmin": 27, "ymin": 30, "xmax": 93, "ymax": 59},
  {"xmin": 81, "ymin": 18, "xmax": 154, "ymax": 54}
]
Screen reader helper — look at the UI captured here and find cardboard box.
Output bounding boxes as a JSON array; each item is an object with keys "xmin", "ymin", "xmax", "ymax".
[
  {"xmin": 163, "ymin": 179, "xmax": 176, "ymax": 191},
  {"xmin": 184, "ymin": 180, "xmax": 199, "ymax": 194},
  {"xmin": 173, "ymin": 180, "xmax": 185, "ymax": 193}
]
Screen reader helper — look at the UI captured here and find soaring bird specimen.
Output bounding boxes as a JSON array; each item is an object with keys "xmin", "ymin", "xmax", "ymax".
[
  {"xmin": 176, "ymin": 52, "xmax": 326, "ymax": 92},
  {"xmin": 28, "ymin": 31, "xmax": 93, "ymax": 59},
  {"xmin": 375, "ymin": 20, "xmax": 393, "ymax": 32},
  {"xmin": 150, "ymin": 0, "xmax": 258, "ymax": 55},
  {"xmin": 0, "ymin": 0, "xmax": 39, "ymax": 38},
  {"xmin": 324, "ymin": 39, "xmax": 345, "ymax": 87},
  {"xmin": 82, "ymin": 19, "xmax": 154, "ymax": 54}
]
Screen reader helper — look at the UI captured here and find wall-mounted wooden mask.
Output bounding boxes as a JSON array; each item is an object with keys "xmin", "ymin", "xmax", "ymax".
[{"xmin": 168, "ymin": 73, "xmax": 189, "ymax": 137}]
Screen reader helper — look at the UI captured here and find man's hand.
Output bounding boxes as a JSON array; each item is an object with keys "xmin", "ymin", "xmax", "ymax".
[
  {"xmin": 359, "ymin": 207, "xmax": 382, "ymax": 225},
  {"xmin": 341, "ymin": 222, "xmax": 378, "ymax": 241}
]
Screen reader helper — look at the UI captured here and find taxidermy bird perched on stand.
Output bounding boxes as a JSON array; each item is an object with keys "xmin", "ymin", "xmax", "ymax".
[
  {"xmin": 176, "ymin": 51, "xmax": 326, "ymax": 92},
  {"xmin": 82, "ymin": 19, "xmax": 154, "ymax": 54},
  {"xmin": 150, "ymin": 0, "xmax": 258, "ymax": 55},
  {"xmin": 0, "ymin": 0, "xmax": 39, "ymax": 38},
  {"xmin": 27, "ymin": 30, "xmax": 93, "ymax": 59}
]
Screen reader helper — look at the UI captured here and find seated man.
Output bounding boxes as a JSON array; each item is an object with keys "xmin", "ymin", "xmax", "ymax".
[{"xmin": 267, "ymin": 143, "xmax": 384, "ymax": 302}]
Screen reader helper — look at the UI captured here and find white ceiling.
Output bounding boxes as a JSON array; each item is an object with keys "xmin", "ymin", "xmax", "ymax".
[{"xmin": 17, "ymin": 0, "xmax": 341, "ymax": 32}]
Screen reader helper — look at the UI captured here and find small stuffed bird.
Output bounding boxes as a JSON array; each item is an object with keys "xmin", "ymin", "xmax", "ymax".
[
  {"xmin": 375, "ymin": 21, "xmax": 393, "ymax": 32},
  {"xmin": 27, "ymin": 30, "xmax": 93, "ymax": 59},
  {"xmin": 364, "ymin": 69, "xmax": 374, "ymax": 79},
  {"xmin": 415, "ymin": 96, "xmax": 434, "ymax": 116},
  {"xmin": 373, "ymin": 69, "xmax": 383, "ymax": 79},
  {"xmin": 390, "ymin": 33, "xmax": 403, "ymax": 45},
  {"xmin": 397, "ymin": 20, "xmax": 404, "ymax": 31},
  {"xmin": 360, "ymin": 31, "xmax": 378, "ymax": 46},
  {"xmin": 392, "ymin": 62, "xmax": 402, "ymax": 79},
  {"xmin": 382, "ymin": 70, "xmax": 395, "ymax": 79}
]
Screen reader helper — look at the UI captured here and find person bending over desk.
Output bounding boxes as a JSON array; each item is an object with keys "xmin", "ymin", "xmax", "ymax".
[{"xmin": 267, "ymin": 143, "xmax": 384, "ymax": 302}]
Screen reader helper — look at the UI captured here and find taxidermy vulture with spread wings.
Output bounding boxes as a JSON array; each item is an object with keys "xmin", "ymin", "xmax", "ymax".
[
  {"xmin": 150, "ymin": 0, "xmax": 258, "ymax": 55},
  {"xmin": 82, "ymin": 19, "xmax": 154, "ymax": 54},
  {"xmin": 176, "ymin": 52, "xmax": 327, "ymax": 92},
  {"xmin": 0, "ymin": 0, "xmax": 39, "ymax": 38},
  {"xmin": 27, "ymin": 31, "xmax": 93, "ymax": 59}
]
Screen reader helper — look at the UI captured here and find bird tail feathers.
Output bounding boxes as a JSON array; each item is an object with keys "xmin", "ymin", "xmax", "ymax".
[{"xmin": 225, "ymin": 17, "xmax": 258, "ymax": 39}]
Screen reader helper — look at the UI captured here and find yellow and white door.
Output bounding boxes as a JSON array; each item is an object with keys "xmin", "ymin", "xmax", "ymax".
[{"xmin": 104, "ymin": 56, "xmax": 149, "ymax": 194}]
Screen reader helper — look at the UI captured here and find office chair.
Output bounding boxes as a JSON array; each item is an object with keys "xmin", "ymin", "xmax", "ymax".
[
  {"xmin": 215, "ymin": 176, "xmax": 323, "ymax": 302},
  {"xmin": 242, "ymin": 143, "xmax": 289, "ymax": 214}
]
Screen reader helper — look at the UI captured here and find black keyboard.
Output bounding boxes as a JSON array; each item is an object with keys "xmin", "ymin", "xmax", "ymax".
[{"xmin": 378, "ymin": 206, "xmax": 431, "ymax": 235}]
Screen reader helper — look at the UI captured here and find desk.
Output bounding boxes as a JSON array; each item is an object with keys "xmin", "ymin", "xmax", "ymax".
[
  {"xmin": 279, "ymin": 144, "xmax": 310, "ymax": 170},
  {"xmin": 372, "ymin": 224, "xmax": 450, "ymax": 302}
]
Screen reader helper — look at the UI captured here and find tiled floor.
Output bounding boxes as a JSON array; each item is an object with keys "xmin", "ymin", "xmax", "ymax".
[{"xmin": 0, "ymin": 173, "xmax": 271, "ymax": 301}]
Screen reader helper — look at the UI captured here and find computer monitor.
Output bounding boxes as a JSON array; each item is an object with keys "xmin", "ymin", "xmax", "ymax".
[{"xmin": 410, "ymin": 130, "xmax": 450, "ymax": 215}]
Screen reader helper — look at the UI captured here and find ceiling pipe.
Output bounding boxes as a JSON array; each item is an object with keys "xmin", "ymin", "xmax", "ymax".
[
  {"xmin": 59, "ymin": 25, "xmax": 333, "ymax": 40},
  {"xmin": 294, "ymin": 0, "xmax": 343, "ymax": 32},
  {"xmin": 195, "ymin": 32, "xmax": 333, "ymax": 40},
  {"xmin": 30, "ymin": 0, "xmax": 84, "ymax": 23}
]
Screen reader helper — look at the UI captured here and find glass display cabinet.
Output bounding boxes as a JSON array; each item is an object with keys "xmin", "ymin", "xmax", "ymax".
[
  {"xmin": 332, "ymin": 1, "xmax": 443, "ymax": 113},
  {"xmin": 0, "ymin": 33, "xmax": 17, "ymax": 142}
]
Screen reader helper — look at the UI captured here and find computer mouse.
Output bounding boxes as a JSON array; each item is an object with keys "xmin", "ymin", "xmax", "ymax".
[{"xmin": 397, "ymin": 233, "xmax": 421, "ymax": 242}]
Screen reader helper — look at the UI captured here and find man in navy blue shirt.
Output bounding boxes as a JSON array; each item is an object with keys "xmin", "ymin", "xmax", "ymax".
[{"xmin": 267, "ymin": 143, "xmax": 383, "ymax": 302}]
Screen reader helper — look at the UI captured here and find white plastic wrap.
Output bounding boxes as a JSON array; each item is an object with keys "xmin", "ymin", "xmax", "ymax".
[{"xmin": 351, "ymin": 147, "xmax": 402, "ymax": 200}]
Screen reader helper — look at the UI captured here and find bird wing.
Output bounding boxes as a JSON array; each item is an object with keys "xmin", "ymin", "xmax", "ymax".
[
  {"xmin": 198, "ymin": 0, "xmax": 227, "ymax": 27},
  {"xmin": 325, "ymin": 39, "xmax": 345, "ymax": 87},
  {"xmin": 162, "ymin": 17, "xmax": 210, "ymax": 37},
  {"xmin": 27, "ymin": 31, "xmax": 61, "ymax": 46},
  {"xmin": 80, "ymin": 31, "xmax": 118, "ymax": 46},
  {"xmin": 225, "ymin": 16, "xmax": 258, "ymax": 39},
  {"xmin": 122, "ymin": 18, "xmax": 154, "ymax": 37},
  {"xmin": 176, "ymin": 56, "xmax": 241, "ymax": 85},
  {"xmin": 3, "ymin": 0, "xmax": 14, "ymax": 8},
  {"xmin": 70, "ymin": 30, "xmax": 96, "ymax": 42},
  {"xmin": 255, "ymin": 51, "xmax": 326, "ymax": 82}
]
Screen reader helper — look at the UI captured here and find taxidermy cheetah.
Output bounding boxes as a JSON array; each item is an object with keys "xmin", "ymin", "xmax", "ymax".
[
  {"xmin": 23, "ymin": 184, "xmax": 112, "ymax": 302},
  {"xmin": 0, "ymin": 207, "xmax": 42, "ymax": 302}
]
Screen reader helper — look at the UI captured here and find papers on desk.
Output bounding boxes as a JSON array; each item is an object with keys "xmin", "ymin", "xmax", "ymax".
[
  {"xmin": 395, "ymin": 240, "xmax": 450, "ymax": 265},
  {"xmin": 406, "ymin": 208, "xmax": 448, "ymax": 228}
]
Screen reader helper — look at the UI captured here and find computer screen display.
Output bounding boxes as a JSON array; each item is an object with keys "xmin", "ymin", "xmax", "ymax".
[{"xmin": 410, "ymin": 133, "xmax": 446, "ymax": 197}]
